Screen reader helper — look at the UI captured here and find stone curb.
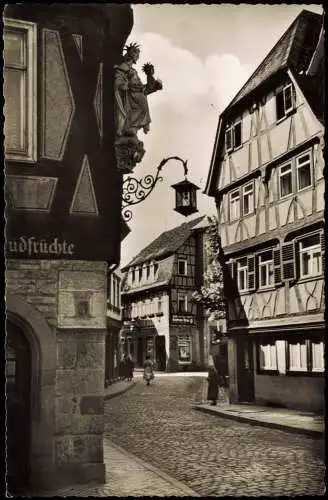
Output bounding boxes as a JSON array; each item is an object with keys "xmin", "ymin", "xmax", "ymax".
[
  {"xmin": 193, "ymin": 405, "xmax": 324, "ymax": 438},
  {"xmin": 104, "ymin": 381, "xmax": 136, "ymax": 400},
  {"xmin": 106, "ymin": 440, "xmax": 201, "ymax": 497}
]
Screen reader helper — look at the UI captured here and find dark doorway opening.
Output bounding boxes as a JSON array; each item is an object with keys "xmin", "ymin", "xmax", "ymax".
[
  {"xmin": 6, "ymin": 320, "xmax": 32, "ymax": 494},
  {"xmin": 237, "ymin": 338, "xmax": 255, "ymax": 402},
  {"xmin": 137, "ymin": 337, "xmax": 143, "ymax": 367},
  {"xmin": 155, "ymin": 336, "xmax": 166, "ymax": 371}
]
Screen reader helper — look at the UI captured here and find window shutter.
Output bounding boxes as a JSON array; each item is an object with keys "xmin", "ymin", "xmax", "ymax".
[
  {"xmin": 320, "ymin": 231, "xmax": 325, "ymax": 272},
  {"xmin": 273, "ymin": 248, "xmax": 282, "ymax": 284},
  {"xmin": 247, "ymin": 256, "xmax": 256, "ymax": 291},
  {"xmin": 227, "ymin": 260, "xmax": 236, "ymax": 279},
  {"xmin": 281, "ymin": 242, "xmax": 296, "ymax": 281}
]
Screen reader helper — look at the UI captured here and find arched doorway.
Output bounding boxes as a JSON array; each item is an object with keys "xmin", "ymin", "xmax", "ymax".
[{"xmin": 6, "ymin": 320, "xmax": 32, "ymax": 494}]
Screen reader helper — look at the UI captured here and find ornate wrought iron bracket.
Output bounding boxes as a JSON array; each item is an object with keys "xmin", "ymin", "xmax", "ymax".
[{"xmin": 122, "ymin": 156, "xmax": 188, "ymax": 222}]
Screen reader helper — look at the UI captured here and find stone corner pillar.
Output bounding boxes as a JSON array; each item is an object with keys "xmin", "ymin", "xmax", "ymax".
[{"xmin": 53, "ymin": 261, "xmax": 108, "ymax": 488}]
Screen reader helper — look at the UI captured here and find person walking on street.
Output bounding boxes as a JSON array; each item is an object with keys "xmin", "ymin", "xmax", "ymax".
[
  {"xmin": 207, "ymin": 362, "xmax": 219, "ymax": 406},
  {"xmin": 125, "ymin": 355, "xmax": 134, "ymax": 382},
  {"xmin": 143, "ymin": 355, "xmax": 154, "ymax": 386}
]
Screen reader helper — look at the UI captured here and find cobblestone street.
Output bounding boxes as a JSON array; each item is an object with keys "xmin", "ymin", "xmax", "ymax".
[{"xmin": 104, "ymin": 375, "xmax": 325, "ymax": 497}]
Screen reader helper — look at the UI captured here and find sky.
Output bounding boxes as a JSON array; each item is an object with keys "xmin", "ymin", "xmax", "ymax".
[{"xmin": 120, "ymin": 3, "xmax": 323, "ymax": 268}]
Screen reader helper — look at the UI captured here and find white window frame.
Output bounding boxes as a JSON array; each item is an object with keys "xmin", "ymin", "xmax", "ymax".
[
  {"xmin": 242, "ymin": 181, "xmax": 254, "ymax": 216},
  {"xmin": 225, "ymin": 126, "xmax": 233, "ymax": 152},
  {"xmin": 237, "ymin": 258, "xmax": 248, "ymax": 292},
  {"xmin": 276, "ymin": 83, "xmax": 295, "ymax": 121},
  {"xmin": 178, "ymin": 258, "xmax": 187, "ymax": 275},
  {"xmin": 259, "ymin": 251, "xmax": 274, "ymax": 288},
  {"xmin": 230, "ymin": 188, "xmax": 240, "ymax": 221},
  {"xmin": 157, "ymin": 297, "xmax": 162, "ymax": 313},
  {"xmin": 279, "ymin": 162, "xmax": 293, "ymax": 199},
  {"xmin": 311, "ymin": 340, "xmax": 324, "ymax": 373},
  {"xmin": 296, "ymin": 151, "xmax": 312, "ymax": 192},
  {"xmin": 177, "ymin": 335, "xmax": 192, "ymax": 364},
  {"xmin": 177, "ymin": 292, "xmax": 188, "ymax": 313},
  {"xmin": 225, "ymin": 121, "xmax": 242, "ymax": 153},
  {"xmin": 282, "ymin": 84, "xmax": 294, "ymax": 115},
  {"xmin": 258, "ymin": 342, "xmax": 277, "ymax": 371},
  {"xmin": 4, "ymin": 18, "xmax": 37, "ymax": 162},
  {"xmin": 233, "ymin": 120, "xmax": 242, "ymax": 149},
  {"xmin": 299, "ymin": 236, "xmax": 322, "ymax": 278},
  {"xmin": 288, "ymin": 340, "xmax": 308, "ymax": 372}
]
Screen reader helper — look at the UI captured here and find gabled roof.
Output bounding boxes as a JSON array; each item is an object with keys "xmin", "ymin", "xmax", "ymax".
[
  {"xmin": 227, "ymin": 10, "xmax": 322, "ymax": 111},
  {"xmin": 121, "ymin": 215, "xmax": 208, "ymax": 270},
  {"xmin": 204, "ymin": 9, "xmax": 323, "ymax": 196}
]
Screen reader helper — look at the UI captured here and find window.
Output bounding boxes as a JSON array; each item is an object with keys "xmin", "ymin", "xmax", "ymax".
[
  {"xmin": 288, "ymin": 340, "xmax": 307, "ymax": 372},
  {"xmin": 279, "ymin": 163, "xmax": 293, "ymax": 198},
  {"xmin": 178, "ymin": 258, "xmax": 187, "ymax": 275},
  {"xmin": 276, "ymin": 83, "xmax": 294, "ymax": 121},
  {"xmin": 158, "ymin": 297, "xmax": 162, "ymax": 313},
  {"xmin": 138, "ymin": 267, "xmax": 142, "ymax": 281},
  {"xmin": 234, "ymin": 121, "xmax": 242, "ymax": 148},
  {"xmin": 242, "ymin": 182, "xmax": 254, "ymax": 215},
  {"xmin": 4, "ymin": 19, "xmax": 37, "ymax": 161},
  {"xmin": 311, "ymin": 340, "xmax": 324, "ymax": 372},
  {"xmin": 297, "ymin": 152, "xmax": 312, "ymax": 191},
  {"xmin": 146, "ymin": 264, "xmax": 150, "ymax": 279},
  {"xmin": 259, "ymin": 250, "xmax": 274, "ymax": 288},
  {"xmin": 178, "ymin": 335, "xmax": 192, "ymax": 363},
  {"xmin": 131, "ymin": 269, "xmax": 135, "ymax": 283},
  {"xmin": 237, "ymin": 258, "xmax": 248, "ymax": 291},
  {"xmin": 178, "ymin": 293, "xmax": 188, "ymax": 313},
  {"xmin": 299, "ymin": 234, "xmax": 322, "ymax": 278},
  {"xmin": 258, "ymin": 342, "xmax": 277, "ymax": 371},
  {"xmin": 154, "ymin": 262, "xmax": 159, "ymax": 277},
  {"xmin": 225, "ymin": 127, "xmax": 233, "ymax": 152},
  {"xmin": 230, "ymin": 189, "xmax": 240, "ymax": 221},
  {"xmin": 182, "ymin": 191, "xmax": 190, "ymax": 207},
  {"xmin": 225, "ymin": 121, "xmax": 242, "ymax": 152}
]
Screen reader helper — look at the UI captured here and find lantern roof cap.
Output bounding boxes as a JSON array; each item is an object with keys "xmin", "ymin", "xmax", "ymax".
[{"xmin": 171, "ymin": 178, "xmax": 200, "ymax": 190}]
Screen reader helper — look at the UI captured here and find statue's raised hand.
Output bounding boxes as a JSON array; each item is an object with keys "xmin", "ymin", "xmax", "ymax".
[{"xmin": 142, "ymin": 63, "xmax": 155, "ymax": 77}]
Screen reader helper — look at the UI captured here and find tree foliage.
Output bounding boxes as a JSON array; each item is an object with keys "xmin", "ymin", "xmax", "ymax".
[{"xmin": 192, "ymin": 216, "xmax": 226, "ymax": 322}]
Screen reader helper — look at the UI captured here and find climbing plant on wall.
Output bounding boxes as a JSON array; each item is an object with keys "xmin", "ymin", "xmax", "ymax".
[{"xmin": 192, "ymin": 216, "xmax": 226, "ymax": 322}]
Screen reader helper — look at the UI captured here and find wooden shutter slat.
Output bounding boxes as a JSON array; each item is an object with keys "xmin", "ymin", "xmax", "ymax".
[
  {"xmin": 273, "ymin": 248, "xmax": 281, "ymax": 284},
  {"xmin": 281, "ymin": 242, "xmax": 295, "ymax": 281},
  {"xmin": 320, "ymin": 231, "xmax": 325, "ymax": 273},
  {"xmin": 247, "ymin": 255, "xmax": 256, "ymax": 291}
]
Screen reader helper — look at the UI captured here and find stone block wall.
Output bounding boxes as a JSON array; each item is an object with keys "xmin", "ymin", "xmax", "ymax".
[{"xmin": 6, "ymin": 259, "xmax": 108, "ymax": 489}]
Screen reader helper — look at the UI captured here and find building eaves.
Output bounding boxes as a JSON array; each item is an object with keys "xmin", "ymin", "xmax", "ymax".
[{"xmin": 121, "ymin": 215, "xmax": 206, "ymax": 270}]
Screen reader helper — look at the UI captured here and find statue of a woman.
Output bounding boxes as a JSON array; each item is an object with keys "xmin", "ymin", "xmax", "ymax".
[{"xmin": 114, "ymin": 42, "xmax": 163, "ymax": 139}]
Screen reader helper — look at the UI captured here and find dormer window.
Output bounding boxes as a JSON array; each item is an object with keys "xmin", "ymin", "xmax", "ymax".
[
  {"xmin": 225, "ymin": 120, "xmax": 242, "ymax": 153},
  {"xmin": 276, "ymin": 83, "xmax": 295, "ymax": 121},
  {"xmin": 131, "ymin": 269, "xmax": 135, "ymax": 283},
  {"xmin": 146, "ymin": 263, "xmax": 150, "ymax": 279},
  {"xmin": 154, "ymin": 262, "xmax": 159, "ymax": 277}
]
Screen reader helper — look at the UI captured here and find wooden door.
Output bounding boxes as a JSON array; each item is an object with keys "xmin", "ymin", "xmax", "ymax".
[
  {"xmin": 237, "ymin": 338, "xmax": 255, "ymax": 402},
  {"xmin": 6, "ymin": 321, "xmax": 32, "ymax": 494}
]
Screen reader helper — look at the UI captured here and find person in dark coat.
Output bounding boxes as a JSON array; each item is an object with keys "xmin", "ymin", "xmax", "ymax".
[
  {"xmin": 125, "ymin": 355, "xmax": 134, "ymax": 381},
  {"xmin": 207, "ymin": 364, "xmax": 219, "ymax": 405}
]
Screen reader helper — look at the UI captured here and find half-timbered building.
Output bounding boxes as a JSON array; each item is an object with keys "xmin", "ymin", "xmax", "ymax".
[
  {"xmin": 121, "ymin": 216, "xmax": 212, "ymax": 371},
  {"xmin": 205, "ymin": 10, "xmax": 324, "ymax": 412},
  {"xmin": 105, "ymin": 269, "xmax": 123, "ymax": 385}
]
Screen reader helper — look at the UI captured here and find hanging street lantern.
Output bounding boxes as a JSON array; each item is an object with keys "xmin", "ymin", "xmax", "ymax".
[
  {"xmin": 122, "ymin": 156, "xmax": 200, "ymax": 221},
  {"xmin": 171, "ymin": 178, "xmax": 199, "ymax": 217}
]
